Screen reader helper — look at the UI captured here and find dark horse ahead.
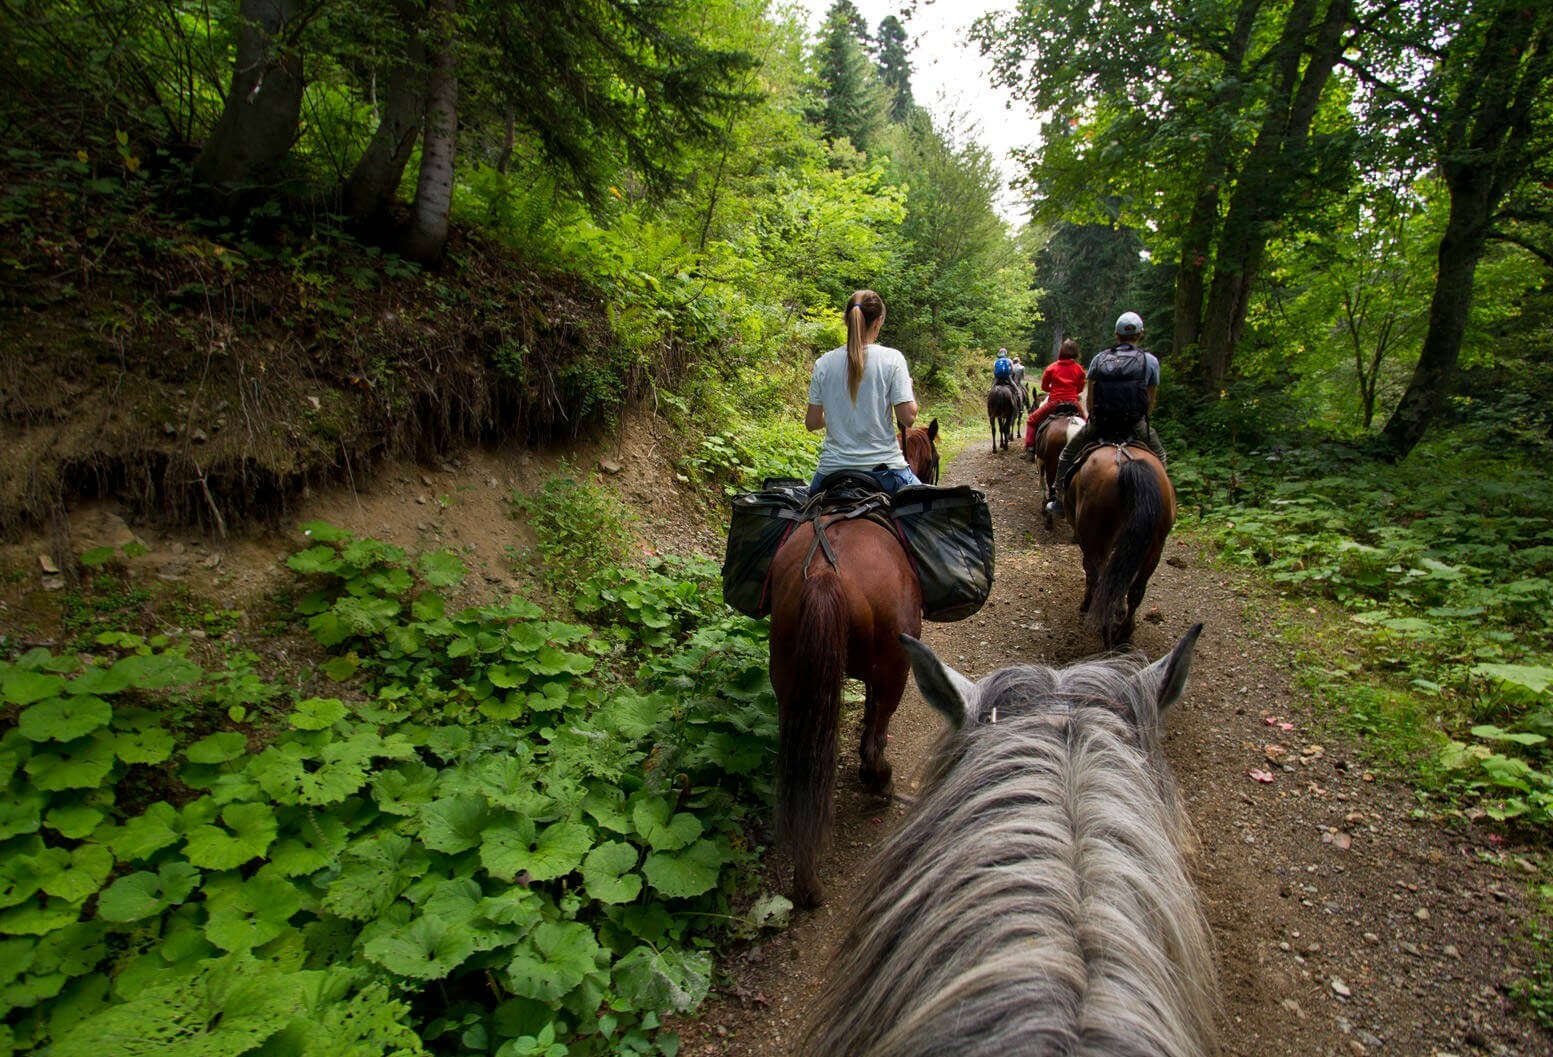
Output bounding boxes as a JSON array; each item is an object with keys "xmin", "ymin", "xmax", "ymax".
[
  {"xmin": 766, "ymin": 426, "xmax": 939, "ymax": 907},
  {"xmin": 986, "ymin": 383, "xmax": 1020, "ymax": 453},
  {"xmin": 1064, "ymin": 442, "xmax": 1175, "ymax": 647}
]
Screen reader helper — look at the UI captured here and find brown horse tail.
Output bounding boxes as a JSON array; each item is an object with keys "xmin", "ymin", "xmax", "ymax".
[
  {"xmin": 1087, "ymin": 458, "xmax": 1165, "ymax": 637},
  {"xmin": 777, "ymin": 566, "xmax": 847, "ymax": 905}
]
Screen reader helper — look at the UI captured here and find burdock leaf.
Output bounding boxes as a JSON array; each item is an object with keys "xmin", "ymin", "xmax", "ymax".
[
  {"xmin": 421, "ymin": 795, "xmax": 494, "ymax": 855},
  {"xmin": 502, "ymin": 921, "xmax": 601, "ymax": 1002},
  {"xmin": 632, "ymin": 796, "xmax": 701, "ymax": 851},
  {"xmin": 364, "ymin": 915, "xmax": 475, "ymax": 980},
  {"xmin": 107, "ymin": 801, "xmax": 183, "ymax": 861},
  {"xmin": 480, "ymin": 820, "xmax": 589, "ymax": 882},
  {"xmin": 19, "ymin": 695, "xmax": 112, "ymax": 742},
  {"xmin": 184, "ymin": 803, "xmax": 278, "ymax": 870},
  {"xmin": 186, "ymin": 731, "xmax": 248, "ymax": 764},
  {"xmin": 96, "ymin": 862, "xmax": 202, "ymax": 922},
  {"xmin": 582, "ymin": 841, "xmax": 642, "ymax": 904},
  {"xmin": 290, "ymin": 697, "xmax": 347, "ymax": 731},
  {"xmin": 2, "ymin": 669, "xmax": 67, "ymax": 706},
  {"xmin": 612, "ymin": 945, "xmax": 711, "ymax": 1013},
  {"xmin": 642, "ymin": 838, "xmax": 729, "ymax": 899},
  {"xmin": 40, "ymin": 844, "xmax": 114, "ymax": 903}
]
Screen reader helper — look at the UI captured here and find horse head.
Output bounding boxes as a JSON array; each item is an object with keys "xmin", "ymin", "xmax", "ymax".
[
  {"xmin": 799, "ymin": 625, "xmax": 1218, "ymax": 1057},
  {"xmin": 900, "ymin": 418, "xmax": 940, "ymax": 485}
]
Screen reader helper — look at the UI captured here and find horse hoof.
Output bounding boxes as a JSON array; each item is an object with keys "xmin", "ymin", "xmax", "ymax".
[{"xmin": 860, "ymin": 762, "xmax": 893, "ymax": 796}]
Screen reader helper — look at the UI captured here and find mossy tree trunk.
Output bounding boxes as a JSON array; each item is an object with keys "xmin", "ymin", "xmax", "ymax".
[
  {"xmin": 404, "ymin": 0, "xmax": 457, "ymax": 265},
  {"xmin": 342, "ymin": 0, "xmax": 430, "ymax": 231},
  {"xmin": 194, "ymin": 0, "xmax": 306, "ymax": 204}
]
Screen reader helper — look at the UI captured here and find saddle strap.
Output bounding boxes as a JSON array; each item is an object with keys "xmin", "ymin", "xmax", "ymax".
[{"xmin": 800, "ymin": 503, "xmax": 897, "ymax": 579}]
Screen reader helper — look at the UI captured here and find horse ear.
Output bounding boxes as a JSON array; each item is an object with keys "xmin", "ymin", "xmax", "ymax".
[
  {"xmin": 927, "ymin": 418, "xmax": 939, "ymax": 442},
  {"xmin": 1141, "ymin": 623, "xmax": 1203, "ymax": 713},
  {"xmin": 900, "ymin": 634, "xmax": 979, "ymax": 728}
]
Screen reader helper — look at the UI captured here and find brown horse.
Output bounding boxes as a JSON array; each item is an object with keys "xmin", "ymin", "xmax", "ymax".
[
  {"xmin": 1034, "ymin": 409, "xmax": 1084, "ymax": 530},
  {"xmin": 986, "ymin": 384, "xmax": 1019, "ymax": 453},
  {"xmin": 1065, "ymin": 443, "xmax": 1175, "ymax": 647},
  {"xmin": 766, "ymin": 430, "xmax": 934, "ymax": 908},
  {"xmin": 899, "ymin": 418, "xmax": 940, "ymax": 484}
]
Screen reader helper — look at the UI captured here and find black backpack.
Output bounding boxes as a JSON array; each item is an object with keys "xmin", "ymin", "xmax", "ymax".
[{"xmin": 1086, "ymin": 345, "xmax": 1150, "ymax": 436}]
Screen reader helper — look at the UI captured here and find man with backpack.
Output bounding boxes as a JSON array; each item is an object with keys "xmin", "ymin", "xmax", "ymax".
[{"xmin": 1046, "ymin": 312, "xmax": 1167, "ymax": 518}]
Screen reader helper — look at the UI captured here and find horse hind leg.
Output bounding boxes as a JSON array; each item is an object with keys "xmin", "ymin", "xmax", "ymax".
[{"xmin": 858, "ymin": 670, "xmax": 905, "ymax": 796}]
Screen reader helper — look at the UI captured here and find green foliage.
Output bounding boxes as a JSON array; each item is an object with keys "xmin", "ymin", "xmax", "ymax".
[
  {"xmin": 1, "ymin": 523, "xmax": 783, "ymax": 1054},
  {"xmin": 1175, "ymin": 434, "xmax": 1553, "ymax": 830},
  {"xmin": 510, "ymin": 468, "xmax": 637, "ymax": 592}
]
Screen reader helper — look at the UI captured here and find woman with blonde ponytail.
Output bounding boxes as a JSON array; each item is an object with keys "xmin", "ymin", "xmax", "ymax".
[{"xmin": 805, "ymin": 290, "xmax": 921, "ymax": 495}]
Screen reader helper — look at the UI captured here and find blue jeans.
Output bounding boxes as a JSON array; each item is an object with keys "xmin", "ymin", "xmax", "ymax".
[{"xmin": 810, "ymin": 467, "xmax": 922, "ymax": 497}]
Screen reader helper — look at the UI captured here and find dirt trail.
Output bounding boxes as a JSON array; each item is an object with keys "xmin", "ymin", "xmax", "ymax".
[{"xmin": 674, "ymin": 439, "xmax": 1551, "ymax": 1057}]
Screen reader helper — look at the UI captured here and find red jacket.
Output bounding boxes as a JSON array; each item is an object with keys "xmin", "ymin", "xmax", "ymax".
[{"xmin": 1040, "ymin": 359, "xmax": 1086, "ymax": 405}]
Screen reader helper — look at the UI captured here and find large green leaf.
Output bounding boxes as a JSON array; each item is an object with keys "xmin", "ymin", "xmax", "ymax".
[
  {"xmin": 39, "ymin": 844, "xmax": 114, "ymax": 903},
  {"xmin": 186, "ymin": 731, "xmax": 248, "ymax": 764},
  {"xmin": 25, "ymin": 732, "xmax": 118, "ymax": 791},
  {"xmin": 581, "ymin": 841, "xmax": 643, "ymax": 904},
  {"xmin": 104, "ymin": 652, "xmax": 201, "ymax": 690},
  {"xmin": 184, "ymin": 802, "xmax": 278, "ymax": 870},
  {"xmin": 114, "ymin": 726, "xmax": 176, "ymax": 765},
  {"xmin": 420, "ymin": 795, "xmax": 495, "ymax": 854},
  {"xmin": 632, "ymin": 796, "xmax": 701, "ymax": 851},
  {"xmin": 2, "ymin": 669, "xmax": 67, "ymax": 706},
  {"xmin": 19, "ymin": 695, "xmax": 112, "ymax": 742},
  {"xmin": 502, "ymin": 921, "xmax": 601, "ymax": 1002},
  {"xmin": 107, "ymin": 802, "xmax": 183, "ymax": 861},
  {"xmin": 96, "ymin": 863, "xmax": 202, "ymax": 923},
  {"xmin": 322, "ymin": 834, "xmax": 429, "ymax": 920},
  {"xmin": 642, "ymin": 838, "xmax": 729, "ymax": 898},
  {"xmin": 0, "ymin": 791, "xmax": 46, "ymax": 842},
  {"xmin": 480, "ymin": 820, "xmax": 591, "ymax": 882},
  {"xmin": 612, "ymin": 945, "xmax": 711, "ymax": 1014},
  {"xmin": 268, "ymin": 810, "xmax": 349, "ymax": 877},
  {"xmin": 204, "ymin": 875, "xmax": 304, "ymax": 953},
  {"xmin": 371, "ymin": 763, "xmax": 440, "ymax": 816},
  {"xmin": 363, "ymin": 915, "xmax": 476, "ymax": 981},
  {"xmin": 418, "ymin": 550, "xmax": 467, "ymax": 588},
  {"xmin": 290, "ymin": 697, "xmax": 347, "ymax": 731},
  {"xmin": 1473, "ymin": 663, "xmax": 1553, "ymax": 697},
  {"xmin": 44, "ymin": 802, "xmax": 106, "ymax": 840}
]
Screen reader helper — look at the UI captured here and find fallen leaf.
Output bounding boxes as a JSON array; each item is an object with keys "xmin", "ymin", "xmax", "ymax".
[{"xmin": 1249, "ymin": 770, "xmax": 1275, "ymax": 784}]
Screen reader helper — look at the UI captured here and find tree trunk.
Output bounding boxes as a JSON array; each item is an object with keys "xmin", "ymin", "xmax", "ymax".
[
  {"xmin": 194, "ymin": 0, "xmax": 305, "ymax": 201},
  {"xmin": 1379, "ymin": 176, "xmax": 1491, "ymax": 454},
  {"xmin": 404, "ymin": 0, "xmax": 458, "ymax": 265},
  {"xmin": 342, "ymin": 0, "xmax": 429, "ymax": 229},
  {"xmin": 1173, "ymin": 0, "xmax": 1264, "ymax": 385},
  {"xmin": 1198, "ymin": 0, "xmax": 1349, "ymax": 384},
  {"xmin": 1379, "ymin": 0, "xmax": 1552, "ymax": 456}
]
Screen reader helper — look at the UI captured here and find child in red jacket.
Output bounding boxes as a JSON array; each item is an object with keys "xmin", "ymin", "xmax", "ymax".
[{"xmin": 1024, "ymin": 339, "xmax": 1087, "ymax": 453}]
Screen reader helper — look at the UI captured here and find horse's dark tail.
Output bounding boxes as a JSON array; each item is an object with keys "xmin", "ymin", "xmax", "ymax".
[
  {"xmin": 1087, "ymin": 458, "xmax": 1164, "ymax": 641},
  {"xmin": 776, "ymin": 566, "xmax": 847, "ymax": 908}
]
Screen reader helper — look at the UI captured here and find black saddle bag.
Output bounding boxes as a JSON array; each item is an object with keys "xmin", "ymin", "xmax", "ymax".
[
  {"xmin": 890, "ymin": 485, "xmax": 996, "ymax": 622},
  {"xmin": 721, "ymin": 482, "xmax": 809, "ymax": 618}
]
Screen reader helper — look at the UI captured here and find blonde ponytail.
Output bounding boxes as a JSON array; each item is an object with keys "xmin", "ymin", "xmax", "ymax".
[{"xmin": 844, "ymin": 290, "xmax": 885, "ymax": 402}]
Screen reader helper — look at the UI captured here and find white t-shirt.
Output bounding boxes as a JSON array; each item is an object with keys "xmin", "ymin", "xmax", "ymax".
[{"xmin": 808, "ymin": 343, "xmax": 914, "ymax": 480}]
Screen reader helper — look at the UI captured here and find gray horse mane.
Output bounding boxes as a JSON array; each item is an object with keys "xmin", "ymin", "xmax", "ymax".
[{"xmin": 800, "ymin": 652, "xmax": 1219, "ymax": 1057}]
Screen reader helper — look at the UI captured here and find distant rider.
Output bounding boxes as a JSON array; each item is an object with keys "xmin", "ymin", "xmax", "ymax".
[
  {"xmin": 993, "ymin": 348, "xmax": 1013, "ymax": 386},
  {"xmin": 1047, "ymin": 312, "xmax": 1167, "ymax": 517},
  {"xmin": 1024, "ymin": 338, "xmax": 1087, "ymax": 457}
]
